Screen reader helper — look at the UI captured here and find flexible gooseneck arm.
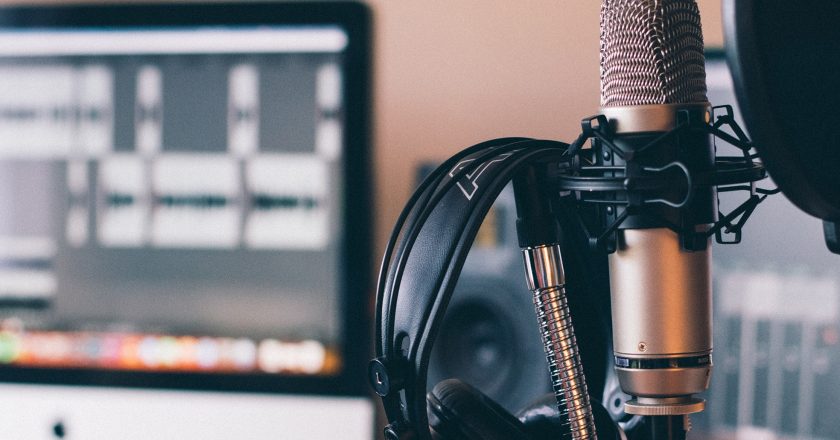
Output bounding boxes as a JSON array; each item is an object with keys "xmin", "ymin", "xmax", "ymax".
[{"xmin": 514, "ymin": 165, "xmax": 598, "ymax": 440}]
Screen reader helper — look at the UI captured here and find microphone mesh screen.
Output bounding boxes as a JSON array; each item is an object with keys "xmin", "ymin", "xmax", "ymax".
[{"xmin": 600, "ymin": 0, "xmax": 708, "ymax": 107}]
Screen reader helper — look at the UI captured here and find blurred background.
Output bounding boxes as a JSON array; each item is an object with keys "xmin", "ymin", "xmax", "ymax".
[{"xmin": 0, "ymin": 0, "xmax": 836, "ymax": 439}]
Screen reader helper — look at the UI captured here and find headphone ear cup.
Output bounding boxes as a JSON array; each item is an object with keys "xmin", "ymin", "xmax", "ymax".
[{"xmin": 427, "ymin": 379, "xmax": 532, "ymax": 440}]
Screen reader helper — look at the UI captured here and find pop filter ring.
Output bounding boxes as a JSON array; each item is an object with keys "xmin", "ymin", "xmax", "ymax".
[{"xmin": 724, "ymin": 0, "xmax": 840, "ymax": 221}]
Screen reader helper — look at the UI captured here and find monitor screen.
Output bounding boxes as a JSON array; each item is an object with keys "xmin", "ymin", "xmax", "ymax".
[{"xmin": 0, "ymin": 3, "xmax": 371, "ymax": 395}]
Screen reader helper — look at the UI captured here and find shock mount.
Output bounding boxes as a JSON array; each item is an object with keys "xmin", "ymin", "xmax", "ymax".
[{"xmin": 557, "ymin": 105, "xmax": 776, "ymax": 255}]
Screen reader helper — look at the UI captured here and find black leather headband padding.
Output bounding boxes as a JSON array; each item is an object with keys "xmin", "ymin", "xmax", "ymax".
[{"xmin": 377, "ymin": 142, "xmax": 567, "ymax": 439}]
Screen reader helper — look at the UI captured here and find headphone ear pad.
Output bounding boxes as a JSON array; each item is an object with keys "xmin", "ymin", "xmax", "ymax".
[{"xmin": 427, "ymin": 379, "xmax": 531, "ymax": 440}]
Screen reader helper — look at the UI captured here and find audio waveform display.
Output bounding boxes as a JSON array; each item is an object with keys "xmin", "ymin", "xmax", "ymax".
[
  {"xmin": 157, "ymin": 195, "xmax": 229, "ymax": 208},
  {"xmin": 0, "ymin": 60, "xmax": 340, "ymax": 251},
  {"xmin": 252, "ymin": 194, "xmax": 320, "ymax": 211},
  {"xmin": 91, "ymin": 154, "xmax": 331, "ymax": 249},
  {"xmin": 105, "ymin": 193, "xmax": 135, "ymax": 207},
  {"xmin": 0, "ymin": 65, "xmax": 112, "ymax": 157},
  {"xmin": 244, "ymin": 155, "xmax": 329, "ymax": 249}
]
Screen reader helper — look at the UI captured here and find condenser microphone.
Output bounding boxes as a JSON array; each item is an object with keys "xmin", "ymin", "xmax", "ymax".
[{"xmin": 599, "ymin": 0, "xmax": 714, "ymax": 434}]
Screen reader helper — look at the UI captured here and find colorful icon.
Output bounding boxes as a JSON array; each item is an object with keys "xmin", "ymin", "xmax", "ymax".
[{"xmin": 0, "ymin": 332, "xmax": 20, "ymax": 363}]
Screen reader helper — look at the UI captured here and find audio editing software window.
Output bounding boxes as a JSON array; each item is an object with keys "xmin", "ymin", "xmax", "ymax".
[{"xmin": 0, "ymin": 27, "xmax": 349, "ymax": 377}]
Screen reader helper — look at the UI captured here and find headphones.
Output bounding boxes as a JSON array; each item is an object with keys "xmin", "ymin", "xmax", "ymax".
[{"xmin": 369, "ymin": 138, "xmax": 619, "ymax": 439}]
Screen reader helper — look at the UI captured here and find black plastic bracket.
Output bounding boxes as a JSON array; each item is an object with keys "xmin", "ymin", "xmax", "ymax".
[
  {"xmin": 558, "ymin": 108, "xmax": 773, "ymax": 253},
  {"xmin": 369, "ymin": 356, "xmax": 406, "ymax": 398}
]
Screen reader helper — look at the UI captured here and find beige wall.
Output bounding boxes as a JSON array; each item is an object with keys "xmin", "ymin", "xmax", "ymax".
[{"xmin": 367, "ymin": 0, "xmax": 724, "ymax": 255}]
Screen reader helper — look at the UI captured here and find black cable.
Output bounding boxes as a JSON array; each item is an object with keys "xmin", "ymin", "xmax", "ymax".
[
  {"xmin": 382, "ymin": 140, "xmax": 570, "ymax": 352},
  {"xmin": 374, "ymin": 137, "xmax": 531, "ymax": 355},
  {"xmin": 383, "ymin": 139, "xmax": 539, "ymax": 355},
  {"xmin": 376, "ymin": 137, "xmax": 526, "ymax": 353},
  {"xmin": 399, "ymin": 146, "xmax": 570, "ymax": 436},
  {"xmin": 385, "ymin": 141, "xmax": 570, "ymax": 356},
  {"xmin": 373, "ymin": 139, "xmax": 572, "ymax": 437},
  {"xmin": 374, "ymin": 138, "xmax": 547, "ymax": 428},
  {"xmin": 717, "ymin": 185, "xmax": 780, "ymax": 195}
]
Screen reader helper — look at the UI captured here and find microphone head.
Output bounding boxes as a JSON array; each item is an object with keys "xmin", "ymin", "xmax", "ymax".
[{"xmin": 600, "ymin": 0, "xmax": 708, "ymax": 107}]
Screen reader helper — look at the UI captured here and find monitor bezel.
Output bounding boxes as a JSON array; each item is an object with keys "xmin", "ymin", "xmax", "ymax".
[{"xmin": 0, "ymin": 1, "xmax": 372, "ymax": 397}]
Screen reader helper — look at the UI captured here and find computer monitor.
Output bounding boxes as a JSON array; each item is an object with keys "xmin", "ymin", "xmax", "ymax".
[{"xmin": 0, "ymin": 3, "xmax": 372, "ymax": 438}]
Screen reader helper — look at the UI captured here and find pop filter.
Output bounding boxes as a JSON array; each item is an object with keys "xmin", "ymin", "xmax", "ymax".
[{"xmin": 724, "ymin": 0, "xmax": 840, "ymax": 227}]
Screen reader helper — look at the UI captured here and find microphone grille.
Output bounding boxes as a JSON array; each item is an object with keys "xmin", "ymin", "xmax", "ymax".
[{"xmin": 600, "ymin": 0, "xmax": 708, "ymax": 107}]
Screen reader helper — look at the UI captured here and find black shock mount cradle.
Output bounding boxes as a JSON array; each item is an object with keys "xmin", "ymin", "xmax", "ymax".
[{"xmin": 557, "ymin": 105, "xmax": 776, "ymax": 255}]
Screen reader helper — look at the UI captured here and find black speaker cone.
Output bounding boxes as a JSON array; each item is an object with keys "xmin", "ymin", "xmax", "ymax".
[{"xmin": 429, "ymin": 278, "xmax": 550, "ymax": 412}]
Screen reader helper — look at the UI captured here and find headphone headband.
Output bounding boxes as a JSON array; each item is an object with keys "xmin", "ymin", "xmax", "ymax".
[{"xmin": 370, "ymin": 141, "xmax": 568, "ymax": 439}]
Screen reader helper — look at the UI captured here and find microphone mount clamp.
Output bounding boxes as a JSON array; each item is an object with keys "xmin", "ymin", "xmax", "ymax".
[{"xmin": 554, "ymin": 105, "xmax": 776, "ymax": 253}]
